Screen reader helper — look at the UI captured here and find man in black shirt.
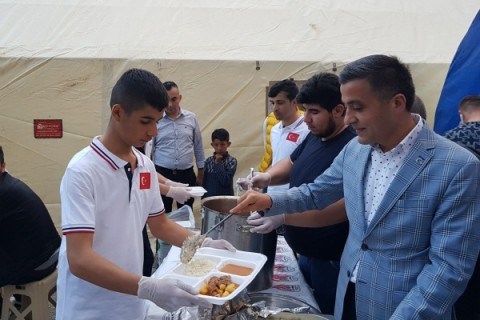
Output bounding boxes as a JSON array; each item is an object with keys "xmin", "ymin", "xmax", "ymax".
[{"xmin": 0, "ymin": 145, "xmax": 61, "ymax": 289}]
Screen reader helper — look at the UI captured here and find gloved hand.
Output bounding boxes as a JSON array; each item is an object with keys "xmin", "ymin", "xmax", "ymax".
[
  {"xmin": 251, "ymin": 172, "xmax": 271, "ymax": 189},
  {"xmin": 137, "ymin": 277, "xmax": 211, "ymax": 312},
  {"xmin": 247, "ymin": 211, "xmax": 285, "ymax": 234},
  {"xmin": 165, "ymin": 179, "xmax": 189, "ymax": 187},
  {"xmin": 236, "ymin": 172, "xmax": 271, "ymax": 190},
  {"xmin": 201, "ymin": 237, "xmax": 236, "ymax": 252},
  {"xmin": 166, "ymin": 186, "xmax": 192, "ymax": 204},
  {"xmin": 236, "ymin": 177, "xmax": 251, "ymax": 191}
]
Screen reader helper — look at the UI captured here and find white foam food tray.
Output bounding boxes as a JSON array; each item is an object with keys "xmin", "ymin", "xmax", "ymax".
[
  {"xmin": 188, "ymin": 186, "xmax": 207, "ymax": 197},
  {"xmin": 157, "ymin": 247, "xmax": 267, "ymax": 305}
]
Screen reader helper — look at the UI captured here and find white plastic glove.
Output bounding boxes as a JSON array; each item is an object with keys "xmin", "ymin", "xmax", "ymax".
[
  {"xmin": 251, "ymin": 172, "xmax": 271, "ymax": 189},
  {"xmin": 235, "ymin": 177, "xmax": 251, "ymax": 191},
  {"xmin": 201, "ymin": 237, "xmax": 236, "ymax": 252},
  {"xmin": 137, "ymin": 276, "xmax": 211, "ymax": 312},
  {"xmin": 247, "ymin": 211, "xmax": 285, "ymax": 234},
  {"xmin": 166, "ymin": 186, "xmax": 192, "ymax": 204},
  {"xmin": 236, "ymin": 172, "xmax": 271, "ymax": 190},
  {"xmin": 165, "ymin": 179, "xmax": 189, "ymax": 187}
]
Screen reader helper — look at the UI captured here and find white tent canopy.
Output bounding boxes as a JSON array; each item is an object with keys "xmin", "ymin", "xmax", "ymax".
[
  {"xmin": 1, "ymin": 0, "xmax": 477, "ymax": 61},
  {"xmin": 1, "ymin": 0, "xmax": 478, "ymax": 229}
]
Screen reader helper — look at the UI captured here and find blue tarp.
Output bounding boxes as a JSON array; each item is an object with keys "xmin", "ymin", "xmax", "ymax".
[{"xmin": 434, "ymin": 10, "xmax": 480, "ymax": 135}]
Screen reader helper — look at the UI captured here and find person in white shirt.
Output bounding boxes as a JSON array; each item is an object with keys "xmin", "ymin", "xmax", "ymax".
[
  {"xmin": 57, "ymin": 68, "xmax": 235, "ymax": 320},
  {"xmin": 267, "ymin": 80, "xmax": 309, "ymax": 192}
]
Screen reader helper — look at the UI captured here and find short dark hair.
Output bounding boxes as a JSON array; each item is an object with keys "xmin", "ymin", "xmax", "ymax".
[
  {"xmin": 0, "ymin": 145, "xmax": 4, "ymax": 164},
  {"xmin": 268, "ymin": 80, "xmax": 299, "ymax": 100},
  {"xmin": 110, "ymin": 68, "xmax": 168, "ymax": 114},
  {"xmin": 211, "ymin": 128, "xmax": 230, "ymax": 142},
  {"xmin": 411, "ymin": 95, "xmax": 427, "ymax": 120},
  {"xmin": 459, "ymin": 95, "xmax": 480, "ymax": 111},
  {"xmin": 339, "ymin": 55, "xmax": 415, "ymax": 111},
  {"xmin": 163, "ymin": 81, "xmax": 179, "ymax": 91},
  {"xmin": 296, "ymin": 73, "xmax": 342, "ymax": 112}
]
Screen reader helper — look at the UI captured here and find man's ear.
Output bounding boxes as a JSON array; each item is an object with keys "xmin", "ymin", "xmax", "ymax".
[
  {"xmin": 333, "ymin": 104, "xmax": 346, "ymax": 117},
  {"xmin": 391, "ymin": 93, "xmax": 407, "ymax": 111},
  {"xmin": 178, "ymin": 94, "xmax": 183, "ymax": 103},
  {"xmin": 111, "ymin": 104, "xmax": 122, "ymax": 121}
]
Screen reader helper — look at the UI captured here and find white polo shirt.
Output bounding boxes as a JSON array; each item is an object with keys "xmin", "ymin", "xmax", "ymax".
[
  {"xmin": 269, "ymin": 116, "xmax": 309, "ymax": 192},
  {"xmin": 57, "ymin": 137, "xmax": 164, "ymax": 320}
]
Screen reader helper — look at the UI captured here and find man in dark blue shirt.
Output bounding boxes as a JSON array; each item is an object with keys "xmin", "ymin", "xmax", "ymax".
[
  {"xmin": 445, "ymin": 95, "xmax": 480, "ymax": 158},
  {"xmin": 444, "ymin": 96, "xmax": 480, "ymax": 319}
]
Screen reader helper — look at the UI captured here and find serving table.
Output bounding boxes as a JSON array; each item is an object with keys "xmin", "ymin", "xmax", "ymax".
[{"xmin": 147, "ymin": 225, "xmax": 324, "ymax": 318}]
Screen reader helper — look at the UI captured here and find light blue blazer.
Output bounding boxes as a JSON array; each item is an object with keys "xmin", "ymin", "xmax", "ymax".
[{"xmin": 268, "ymin": 123, "xmax": 480, "ymax": 319}]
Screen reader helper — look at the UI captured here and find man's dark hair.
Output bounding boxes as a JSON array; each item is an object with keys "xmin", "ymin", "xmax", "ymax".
[
  {"xmin": 0, "ymin": 145, "xmax": 4, "ymax": 164},
  {"xmin": 110, "ymin": 68, "xmax": 168, "ymax": 114},
  {"xmin": 163, "ymin": 81, "xmax": 179, "ymax": 91},
  {"xmin": 296, "ymin": 73, "xmax": 342, "ymax": 112},
  {"xmin": 268, "ymin": 80, "xmax": 299, "ymax": 100},
  {"xmin": 339, "ymin": 55, "xmax": 415, "ymax": 111},
  {"xmin": 411, "ymin": 95, "xmax": 427, "ymax": 120},
  {"xmin": 459, "ymin": 95, "xmax": 480, "ymax": 111},
  {"xmin": 211, "ymin": 128, "xmax": 230, "ymax": 142}
]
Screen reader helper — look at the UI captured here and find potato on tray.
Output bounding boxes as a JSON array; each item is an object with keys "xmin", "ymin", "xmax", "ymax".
[{"xmin": 199, "ymin": 275, "xmax": 238, "ymax": 297}]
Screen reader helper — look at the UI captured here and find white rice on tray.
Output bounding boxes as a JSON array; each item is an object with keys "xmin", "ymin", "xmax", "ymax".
[{"xmin": 177, "ymin": 258, "xmax": 218, "ymax": 277}]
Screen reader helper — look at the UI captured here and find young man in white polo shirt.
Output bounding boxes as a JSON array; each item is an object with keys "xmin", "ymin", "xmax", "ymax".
[
  {"xmin": 57, "ymin": 69, "xmax": 234, "ymax": 320},
  {"xmin": 268, "ymin": 80, "xmax": 309, "ymax": 192}
]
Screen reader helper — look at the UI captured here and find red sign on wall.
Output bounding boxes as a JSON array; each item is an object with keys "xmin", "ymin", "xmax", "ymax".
[{"xmin": 34, "ymin": 119, "xmax": 63, "ymax": 139}]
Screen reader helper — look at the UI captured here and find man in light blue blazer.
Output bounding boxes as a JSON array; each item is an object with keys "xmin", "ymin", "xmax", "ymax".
[{"xmin": 231, "ymin": 55, "xmax": 480, "ymax": 319}]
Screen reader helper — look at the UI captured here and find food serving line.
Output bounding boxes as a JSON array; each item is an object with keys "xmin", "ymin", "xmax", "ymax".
[
  {"xmin": 147, "ymin": 196, "xmax": 333, "ymax": 319},
  {"xmin": 147, "ymin": 236, "xmax": 320, "ymax": 317}
]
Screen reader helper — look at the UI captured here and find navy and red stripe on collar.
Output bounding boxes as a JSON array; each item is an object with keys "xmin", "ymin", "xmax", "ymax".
[
  {"xmin": 90, "ymin": 141, "xmax": 120, "ymax": 170},
  {"xmin": 90, "ymin": 138, "xmax": 146, "ymax": 171},
  {"xmin": 293, "ymin": 117, "xmax": 305, "ymax": 130},
  {"xmin": 279, "ymin": 116, "xmax": 305, "ymax": 130}
]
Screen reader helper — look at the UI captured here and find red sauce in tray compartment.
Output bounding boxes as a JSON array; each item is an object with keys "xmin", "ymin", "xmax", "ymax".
[{"xmin": 220, "ymin": 263, "xmax": 253, "ymax": 276}]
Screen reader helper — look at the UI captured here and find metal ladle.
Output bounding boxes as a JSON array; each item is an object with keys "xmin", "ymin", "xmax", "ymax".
[{"xmin": 203, "ymin": 212, "xmax": 234, "ymax": 236}]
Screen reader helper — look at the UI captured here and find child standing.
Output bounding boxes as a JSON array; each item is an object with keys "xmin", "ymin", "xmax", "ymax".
[{"xmin": 202, "ymin": 128, "xmax": 237, "ymax": 198}]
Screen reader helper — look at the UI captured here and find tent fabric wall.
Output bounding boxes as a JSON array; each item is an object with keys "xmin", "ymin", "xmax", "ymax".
[
  {"xmin": 0, "ymin": 58, "xmax": 449, "ymax": 230},
  {"xmin": 0, "ymin": 0, "xmax": 477, "ymax": 231}
]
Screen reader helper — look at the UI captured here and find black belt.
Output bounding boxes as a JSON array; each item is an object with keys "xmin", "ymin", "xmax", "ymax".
[{"xmin": 156, "ymin": 166, "xmax": 193, "ymax": 175}]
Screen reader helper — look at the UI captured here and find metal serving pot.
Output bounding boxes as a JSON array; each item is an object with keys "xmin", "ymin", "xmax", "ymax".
[{"xmin": 201, "ymin": 196, "xmax": 277, "ymax": 291}]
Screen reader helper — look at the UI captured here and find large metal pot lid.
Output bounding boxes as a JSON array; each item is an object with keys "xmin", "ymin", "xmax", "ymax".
[{"xmin": 247, "ymin": 292, "xmax": 333, "ymax": 318}]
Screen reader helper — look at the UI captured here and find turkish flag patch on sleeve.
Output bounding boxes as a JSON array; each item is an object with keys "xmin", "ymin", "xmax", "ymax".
[
  {"xmin": 140, "ymin": 172, "xmax": 151, "ymax": 190},
  {"xmin": 286, "ymin": 132, "xmax": 300, "ymax": 142}
]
